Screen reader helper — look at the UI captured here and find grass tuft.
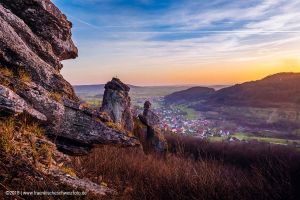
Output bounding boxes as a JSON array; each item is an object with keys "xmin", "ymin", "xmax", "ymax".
[
  {"xmin": 49, "ymin": 91, "xmax": 62, "ymax": 103},
  {"xmin": 0, "ymin": 118, "xmax": 15, "ymax": 153},
  {"xmin": 0, "ymin": 67, "xmax": 13, "ymax": 77},
  {"xmin": 61, "ymin": 166, "xmax": 77, "ymax": 177},
  {"xmin": 18, "ymin": 69, "xmax": 32, "ymax": 83}
]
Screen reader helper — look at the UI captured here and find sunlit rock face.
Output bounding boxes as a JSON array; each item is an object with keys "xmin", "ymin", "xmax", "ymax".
[
  {"xmin": 101, "ymin": 78, "xmax": 134, "ymax": 132},
  {"xmin": 0, "ymin": 0, "xmax": 139, "ymax": 155}
]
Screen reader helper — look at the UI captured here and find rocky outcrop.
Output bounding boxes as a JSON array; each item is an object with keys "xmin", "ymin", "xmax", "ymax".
[
  {"xmin": 0, "ymin": 84, "xmax": 46, "ymax": 121},
  {"xmin": 137, "ymin": 101, "xmax": 167, "ymax": 153},
  {"xmin": 139, "ymin": 101, "xmax": 160, "ymax": 127},
  {"xmin": 0, "ymin": 115, "xmax": 115, "ymax": 197},
  {"xmin": 100, "ymin": 78, "xmax": 134, "ymax": 132},
  {"xmin": 0, "ymin": 1, "xmax": 77, "ymax": 100},
  {"xmin": 54, "ymin": 99, "xmax": 140, "ymax": 155},
  {"xmin": 0, "ymin": 0, "xmax": 139, "ymax": 156}
]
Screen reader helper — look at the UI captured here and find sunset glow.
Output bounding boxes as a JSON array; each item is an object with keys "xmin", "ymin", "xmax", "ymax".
[{"xmin": 53, "ymin": 0, "xmax": 300, "ymax": 85}]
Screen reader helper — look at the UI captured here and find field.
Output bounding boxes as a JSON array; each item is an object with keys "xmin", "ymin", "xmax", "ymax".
[
  {"xmin": 74, "ymin": 85, "xmax": 191, "ymax": 107},
  {"xmin": 74, "ymin": 84, "xmax": 300, "ymax": 148},
  {"xmin": 171, "ymin": 104, "xmax": 199, "ymax": 120},
  {"xmin": 208, "ymin": 132, "xmax": 300, "ymax": 147}
]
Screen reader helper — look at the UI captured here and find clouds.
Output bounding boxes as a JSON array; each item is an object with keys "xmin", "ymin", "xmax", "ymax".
[{"xmin": 55, "ymin": 0, "xmax": 300, "ymax": 85}]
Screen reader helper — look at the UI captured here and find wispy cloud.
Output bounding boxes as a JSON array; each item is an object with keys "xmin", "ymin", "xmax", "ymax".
[{"xmin": 55, "ymin": 0, "xmax": 300, "ymax": 84}]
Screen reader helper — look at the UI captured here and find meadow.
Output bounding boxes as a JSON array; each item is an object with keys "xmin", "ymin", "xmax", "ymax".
[{"xmin": 208, "ymin": 132, "xmax": 300, "ymax": 147}]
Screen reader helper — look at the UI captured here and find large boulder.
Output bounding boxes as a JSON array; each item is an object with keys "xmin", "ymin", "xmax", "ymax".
[
  {"xmin": 100, "ymin": 78, "xmax": 134, "ymax": 132},
  {"xmin": 0, "ymin": 0, "xmax": 139, "ymax": 155}
]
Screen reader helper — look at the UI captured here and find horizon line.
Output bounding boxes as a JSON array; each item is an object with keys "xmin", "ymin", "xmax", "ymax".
[{"xmin": 71, "ymin": 71, "xmax": 299, "ymax": 87}]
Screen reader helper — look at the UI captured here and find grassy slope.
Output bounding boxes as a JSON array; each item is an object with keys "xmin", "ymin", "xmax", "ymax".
[
  {"xmin": 171, "ymin": 104, "xmax": 199, "ymax": 120},
  {"xmin": 71, "ymin": 135, "xmax": 300, "ymax": 200}
]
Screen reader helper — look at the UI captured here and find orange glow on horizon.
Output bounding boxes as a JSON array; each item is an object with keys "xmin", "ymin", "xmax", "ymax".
[{"xmin": 62, "ymin": 57, "xmax": 300, "ymax": 86}]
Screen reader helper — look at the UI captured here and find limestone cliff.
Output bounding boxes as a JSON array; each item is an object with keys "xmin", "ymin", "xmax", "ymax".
[{"xmin": 0, "ymin": 0, "xmax": 139, "ymax": 155}]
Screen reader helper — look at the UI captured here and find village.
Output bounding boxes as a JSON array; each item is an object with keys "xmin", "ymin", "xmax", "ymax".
[{"xmin": 134, "ymin": 97, "xmax": 232, "ymax": 139}]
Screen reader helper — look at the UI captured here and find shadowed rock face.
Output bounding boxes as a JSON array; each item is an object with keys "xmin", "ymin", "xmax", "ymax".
[
  {"xmin": 0, "ymin": 85, "xmax": 46, "ymax": 121},
  {"xmin": 101, "ymin": 78, "xmax": 134, "ymax": 132},
  {"xmin": 1, "ymin": 0, "xmax": 78, "ymax": 68},
  {"xmin": 137, "ymin": 101, "xmax": 167, "ymax": 153},
  {"xmin": 0, "ymin": 0, "xmax": 139, "ymax": 155}
]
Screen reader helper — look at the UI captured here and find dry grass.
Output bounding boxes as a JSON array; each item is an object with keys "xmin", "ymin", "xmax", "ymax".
[
  {"xmin": 0, "ymin": 151, "xmax": 92, "ymax": 200},
  {"xmin": 0, "ymin": 67, "xmax": 13, "ymax": 77},
  {"xmin": 0, "ymin": 116, "xmax": 96, "ymax": 199},
  {"xmin": 79, "ymin": 102, "xmax": 92, "ymax": 109},
  {"xmin": 0, "ymin": 118, "xmax": 15, "ymax": 153},
  {"xmin": 71, "ymin": 135, "xmax": 300, "ymax": 200},
  {"xmin": 105, "ymin": 122, "xmax": 123, "ymax": 131},
  {"xmin": 61, "ymin": 166, "xmax": 77, "ymax": 177},
  {"xmin": 0, "ymin": 116, "xmax": 48, "ymax": 165},
  {"xmin": 18, "ymin": 69, "xmax": 32, "ymax": 83},
  {"xmin": 105, "ymin": 121, "xmax": 133, "ymax": 137},
  {"xmin": 49, "ymin": 91, "xmax": 63, "ymax": 102}
]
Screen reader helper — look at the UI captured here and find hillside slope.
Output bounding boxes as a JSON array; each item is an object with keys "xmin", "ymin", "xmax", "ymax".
[
  {"xmin": 0, "ymin": 0, "xmax": 139, "ymax": 197},
  {"xmin": 165, "ymin": 73, "xmax": 300, "ymax": 108},
  {"xmin": 210, "ymin": 73, "xmax": 300, "ymax": 108},
  {"xmin": 165, "ymin": 87, "xmax": 215, "ymax": 104},
  {"xmin": 164, "ymin": 73, "xmax": 300, "ymax": 134}
]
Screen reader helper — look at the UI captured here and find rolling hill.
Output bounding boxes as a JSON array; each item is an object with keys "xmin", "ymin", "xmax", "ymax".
[
  {"xmin": 164, "ymin": 73, "xmax": 300, "ymax": 134},
  {"xmin": 165, "ymin": 87, "xmax": 215, "ymax": 104},
  {"xmin": 165, "ymin": 73, "xmax": 300, "ymax": 108},
  {"xmin": 210, "ymin": 72, "xmax": 300, "ymax": 108}
]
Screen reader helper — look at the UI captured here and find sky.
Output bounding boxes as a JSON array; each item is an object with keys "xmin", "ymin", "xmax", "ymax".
[{"xmin": 52, "ymin": 0, "xmax": 300, "ymax": 86}]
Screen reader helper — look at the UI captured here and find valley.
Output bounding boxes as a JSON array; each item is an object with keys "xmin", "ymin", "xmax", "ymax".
[{"xmin": 74, "ymin": 82, "xmax": 300, "ymax": 149}]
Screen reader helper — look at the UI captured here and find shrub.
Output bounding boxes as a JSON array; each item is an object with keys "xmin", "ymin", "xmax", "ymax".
[{"xmin": 71, "ymin": 136, "xmax": 300, "ymax": 200}]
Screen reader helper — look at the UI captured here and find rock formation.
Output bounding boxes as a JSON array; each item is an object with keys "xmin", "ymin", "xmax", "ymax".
[
  {"xmin": 0, "ymin": 0, "xmax": 143, "ymax": 197},
  {"xmin": 137, "ymin": 101, "xmax": 167, "ymax": 153},
  {"xmin": 0, "ymin": 0, "xmax": 139, "ymax": 156},
  {"xmin": 100, "ymin": 78, "xmax": 134, "ymax": 132},
  {"xmin": 0, "ymin": 85, "xmax": 46, "ymax": 121}
]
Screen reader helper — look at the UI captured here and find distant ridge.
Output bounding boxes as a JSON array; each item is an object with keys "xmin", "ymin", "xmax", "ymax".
[
  {"xmin": 165, "ymin": 72, "xmax": 300, "ymax": 108},
  {"xmin": 209, "ymin": 72, "xmax": 300, "ymax": 108},
  {"xmin": 73, "ymin": 84, "xmax": 105, "ymax": 93},
  {"xmin": 165, "ymin": 87, "xmax": 215, "ymax": 104},
  {"xmin": 74, "ymin": 84, "xmax": 140, "ymax": 93}
]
